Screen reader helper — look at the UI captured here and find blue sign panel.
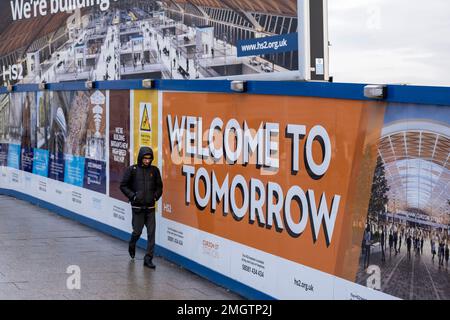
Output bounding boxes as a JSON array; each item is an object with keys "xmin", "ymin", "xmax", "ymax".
[
  {"xmin": 64, "ymin": 154, "xmax": 86, "ymax": 187},
  {"xmin": 32, "ymin": 149, "xmax": 49, "ymax": 177},
  {"xmin": 49, "ymin": 152, "xmax": 65, "ymax": 182},
  {"xmin": 237, "ymin": 33, "xmax": 298, "ymax": 57},
  {"xmin": 83, "ymin": 159, "xmax": 107, "ymax": 194},
  {"xmin": 20, "ymin": 147, "xmax": 34, "ymax": 173},
  {"xmin": 0, "ymin": 143, "xmax": 8, "ymax": 166},
  {"xmin": 7, "ymin": 144, "xmax": 21, "ymax": 169}
]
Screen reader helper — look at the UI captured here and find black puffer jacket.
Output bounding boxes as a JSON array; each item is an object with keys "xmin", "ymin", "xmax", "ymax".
[{"xmin": 120, "ymin": 147, "xmax": 163, "ymax": 207}]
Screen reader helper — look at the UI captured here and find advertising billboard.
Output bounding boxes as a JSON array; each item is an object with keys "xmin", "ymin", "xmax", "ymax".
[
  {"xmin": 160, "ymin": 91, "xmax": 389, "ymax": 298},
  {"xmin": 0, "ymin": 0, "xmax": 328, "ymax": 85}
]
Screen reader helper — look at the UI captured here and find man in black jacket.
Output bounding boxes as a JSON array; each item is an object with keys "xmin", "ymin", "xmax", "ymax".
[{"xmin": 120, "ymin": 146, "xmax": 163, "ymax": 269}]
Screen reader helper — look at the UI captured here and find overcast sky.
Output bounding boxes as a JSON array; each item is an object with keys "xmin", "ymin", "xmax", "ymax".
[{"xmin": 328, "ymin": 0, "xmax": 450, "ymax": 86}]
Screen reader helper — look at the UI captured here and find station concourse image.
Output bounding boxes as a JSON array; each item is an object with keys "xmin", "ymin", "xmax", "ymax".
[
  {"xmin": 0, "ymin": 0, "xmax": 449, "ymax": 301},
  {"xmin": 0, "ymin": 0, "xmax": 310, "ymax": 83}
]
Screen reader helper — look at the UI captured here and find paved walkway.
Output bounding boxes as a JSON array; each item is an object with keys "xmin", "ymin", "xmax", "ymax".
[
  {"xmin": 356, "ymin": 241, "xmax": 450, "ymax": 300},
  {"xmin": 0, "ymin": 195, "xmax": 242, "ymax": 300}
]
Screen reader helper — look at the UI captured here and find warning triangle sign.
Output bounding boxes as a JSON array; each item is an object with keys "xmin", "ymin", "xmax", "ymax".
[{"xmin": 140, "ymin": 105, "xmax": 151, "ymax": 132}]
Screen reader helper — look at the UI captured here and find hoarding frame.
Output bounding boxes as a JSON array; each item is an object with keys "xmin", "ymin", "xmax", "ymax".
[
  {"xmin": 0, "ymin": 79, "xmax": 449, "ymax": 300},
  {"xmin": 2, "ymin": 80, "xmax": 450, "ymax": 106}
]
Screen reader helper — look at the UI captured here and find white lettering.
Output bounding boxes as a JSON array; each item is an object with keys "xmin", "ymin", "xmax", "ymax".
[
  {"xmin": 185, "ymin": 116, "xmax": 197, "ymax": 156},
  {"xmin": 307, "ymin": 190, "xmax": 341, "ymax": 245},
  {"xmin": 194, "ymin": 167, "xmax": 210, "ymax": 209},
  {"xmin": 167, "ymin": 115, "xmax": 185, "ymax": 153},
  {"xmin": 211, "ymin": 171, "xmax": 229, "ymax": 214},
  {"xmin": 10, "ymin": 0, "xmax": 25, "ymax": 20},
  {"xmin": 182, "ymin": 165, "xmax": 195, "ymax": 204},
  {"xmin": 267, "ymin": 182, "xmax": 283, "ymax": 230},
  {"xmin": 305, "ymin": 125, "xmax": 331, "ymax": 177},
  {"xmin": 265, "ymin": 123, "xmax": 279, "ymax": 168},
  {"xmin": 287, "ymin": 124, "xmax": 306, "ymax": 173},
  {"xmin": 284, "ymin": 186, "xmax": 308, "ymax": 236},
  {"xmin": 250, "ymin": 178, "xmax": 265, "ymax": 225},
  {"xmin": 244, "ymin": 122, "xmax": 264, "ymax": 166},
  {"xmin": 10, "ymin": 0, "xmax": 114, "ymax": 21},
  {"xmin": 208, "ymin": 117, "xmax": 223, "ymax": 161},
  {"xmin": 197, "ymin": 117, "xmax": 210, "ymax": 158},
  {"xmin": 230, "ymin": 174, "xmax": 248, "ymax": 220},
  {"xmin": 224, "ymin": 119, "xmax": 242, "ymax": 164}
]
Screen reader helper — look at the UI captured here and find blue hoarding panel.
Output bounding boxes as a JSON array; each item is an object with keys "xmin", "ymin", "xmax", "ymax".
[
  {"xmin": 49, "ymin": 152, "xmax": 65, "ymax": 182},
  {"xmin": 0, "ymin": 143, "xmax": 8, "ymax": 166},
  {"xmin": 32, "ymin": 149, "xmax": 49, "ymax": 177},
  {"xmin": 7, "ymin": 144, "xmax": 20, "ymax": 169},
  {"xmin": 83, "ymin": 158, "xmax": 107, "ymax": 194},
  {"xmin": 20, "ymin": 147, "xmax": 34, "ymax": 173},
  {"xmin": 64, "ymin": 154, "xmax": 86, "ymax": 187}
]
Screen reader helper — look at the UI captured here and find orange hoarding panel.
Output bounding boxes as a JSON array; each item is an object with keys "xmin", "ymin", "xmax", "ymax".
[{"xmin": 162, "ymin": 92, "xmax": 385, "ymax": 280}]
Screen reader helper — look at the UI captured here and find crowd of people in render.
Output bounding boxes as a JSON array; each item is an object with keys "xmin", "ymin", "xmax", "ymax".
[{"xmin": 362, "ymin": 221, "xmax": 449, "ymax": 269}]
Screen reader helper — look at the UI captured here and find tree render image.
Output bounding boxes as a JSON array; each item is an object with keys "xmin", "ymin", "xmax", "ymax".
[{"xmin": 368, "ymin": 156, "xmax": 390, "ymax": 226}]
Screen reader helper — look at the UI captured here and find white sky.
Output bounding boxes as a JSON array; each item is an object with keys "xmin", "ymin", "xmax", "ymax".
[{"xmin": 328, "ymin": 0, "xmax": 450, "ymax": 86}]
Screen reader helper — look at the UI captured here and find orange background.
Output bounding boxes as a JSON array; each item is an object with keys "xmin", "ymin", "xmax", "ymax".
[{"xmin": 162, "ymin": 92, "xmax": 385, "ymax": 280}]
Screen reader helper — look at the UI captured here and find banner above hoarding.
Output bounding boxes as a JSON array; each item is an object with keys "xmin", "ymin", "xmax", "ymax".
[{"xmin": 0, "ymin": 0, "xmax": 328, "ymax": 84}]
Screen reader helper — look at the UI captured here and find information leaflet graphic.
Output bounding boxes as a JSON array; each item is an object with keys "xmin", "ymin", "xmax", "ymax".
[
  {"xmin": 83, "ymin": 90, "xmax": 107, "ymax": 194},
  {"xmin": 0, "ymin": 144, "xmax": 8, "ymax": 166},
  {"xmin": 20, "ymin": 147, "xmax": 34, "ymax": 173},
  {"xmin": 7, "ymin": 144, "xmax": 20, "ymax": 169},
  {"xmin": 64, "ymin": 154, "xmax": 85, "ymax": 187},
  {"xmin": 32, "ymin": 148, "xmax": 49, "ymax": 177},
  {"xmin": 48, "ymin": 152, "xmax": 65, "ymax": 182},
  {"xmin": 83, "ymin": 158, "xmax": 106, "ymax": 194}
]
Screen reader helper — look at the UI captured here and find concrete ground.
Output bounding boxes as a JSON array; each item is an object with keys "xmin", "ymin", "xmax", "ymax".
[{"xmin": 0, "ymin": 195, "xmax": 243, "ymax": 300}]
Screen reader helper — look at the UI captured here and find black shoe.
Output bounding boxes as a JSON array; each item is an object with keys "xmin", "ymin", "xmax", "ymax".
[
  {"xmin": 144, "ymin": 256, "xmax": 155, "ymax": 269},
  {"xmin": 128, "ymin": 244, "xmax": 136, "ymax": 259}
]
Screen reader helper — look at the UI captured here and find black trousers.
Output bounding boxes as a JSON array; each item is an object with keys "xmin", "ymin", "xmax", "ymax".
[
  {"xmin": 364, "ymin": 245, "xmax": 371, "ymax": 268},
  {"xmin": 129, "ymin": 208, "xmax": 156, "ymax": 258}
]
